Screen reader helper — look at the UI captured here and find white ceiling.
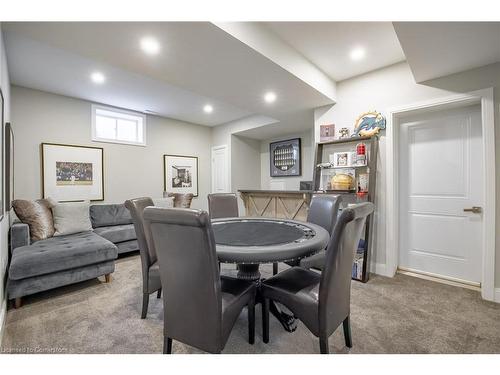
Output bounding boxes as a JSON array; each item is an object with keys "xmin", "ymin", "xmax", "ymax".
[
  {"xmin": 3, "ymin": 22, "xmax": 333, "ymax": 129},
  {"xmin": 393, "ymin": 22, "xmax": 500, "ymax": 82},
  {"xmin": 264, "ymin": 22, "xmax": 406, "ymax": 81},
  {"xmin": 6, "ymin": 22, "xmax": 498, "ymax": 138}
]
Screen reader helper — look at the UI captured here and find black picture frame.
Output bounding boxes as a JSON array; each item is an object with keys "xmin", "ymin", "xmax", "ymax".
[
  {"xmin": 163, "ymin": 154, "xmax": 199, "ymax": 197},
  {"xmin": 269, "ymin": 138, "xmax": 301, "ymax": 177},
  {"xmin": 0, "ymin": 89, "xmax": 4, "ymax": 221},
  {"xmin": 5, "ymin": 122, "xmax": 14, "ymax": 210}
]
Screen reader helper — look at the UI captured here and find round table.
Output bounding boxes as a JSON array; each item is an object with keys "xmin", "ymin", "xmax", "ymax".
[
  {"xmin": 213, "ymin": 217, "xmax": 329, "ymax": 280},
  {"xmin": 212, "ymin": 217, "xmax": 329, "ymax": 332}
]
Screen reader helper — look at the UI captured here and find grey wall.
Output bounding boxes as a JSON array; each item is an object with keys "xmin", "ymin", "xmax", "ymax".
[
  {"xmin": 260, "ymin": 130, "xmax": 314, "ymax": 191},
  {"xmin": 314, "ymin": 61, "xmax": 500, "ymax": 289},
  {"xmin": 0, "ymin": 25, "xmax": 12, "ymax": 342},
  {"xmin": 11, "ymin": 86, "xmax": 212, "ymax": 210}
]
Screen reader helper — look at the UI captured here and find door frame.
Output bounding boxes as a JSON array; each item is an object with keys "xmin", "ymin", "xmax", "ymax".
[
  {"xmin": 211, "ymin": 144, "xmax": 230, "ymax": 193},
  {"xmin": 385, "ymin": 88, "xmax": 496, "ymax": 301}
]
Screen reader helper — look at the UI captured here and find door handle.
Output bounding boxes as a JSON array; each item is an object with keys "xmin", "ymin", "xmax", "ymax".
[{"xmin": 463, "ymin": 206, "xmax": 482, "ymax": 214}]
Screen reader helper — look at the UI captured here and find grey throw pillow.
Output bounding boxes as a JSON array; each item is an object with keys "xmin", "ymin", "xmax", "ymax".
[
  {"xmin": 12, "ymin": 198, "xmax": 57, "ymax": 241},
  {"xmin": 52, "ymin": 200, "xmax": 93, "ymax": 236}
]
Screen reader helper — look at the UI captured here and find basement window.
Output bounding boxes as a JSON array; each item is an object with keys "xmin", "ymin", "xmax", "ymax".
[{"xmin": 91, "ymin": 105, "xmax": 146, "ymax": 146}]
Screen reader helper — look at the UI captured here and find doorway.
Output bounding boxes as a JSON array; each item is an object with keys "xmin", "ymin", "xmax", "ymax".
[
  {"xmin": 211, "ymin": 145, "xmax": 230, "ymax": 193},
  {"xmin": 385, "ymin": 88, "xmax": 496, "ymax": 301}
]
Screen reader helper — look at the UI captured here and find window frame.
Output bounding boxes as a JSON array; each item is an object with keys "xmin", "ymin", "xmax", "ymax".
[{"xmin": 91, "ymin": 104, "xmax": 147, "ymax": 147}]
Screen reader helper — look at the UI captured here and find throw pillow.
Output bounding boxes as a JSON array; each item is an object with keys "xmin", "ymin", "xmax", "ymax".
[
  {"xmin": 163, "ymin": 192, "xmax": 194, "ymax": 208},
  {"xmin": 52, "ymin": 200, "xmax": 93, "ymax": 236},
  {"xmin": 12, "ymin": 198, "xmax": 57, "ymax": 241},
  {"xmin": 153, "ymin": 197, "xmax": 175, "ymax": 208}
]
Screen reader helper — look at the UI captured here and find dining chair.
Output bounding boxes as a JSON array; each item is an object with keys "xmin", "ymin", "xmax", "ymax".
[
  {"xmin": 124, "ymin": 197, "xmax": 162, "ymax": 319},
  {"xmin": 143, "ymin": 207, "xmax": 256, "ymax": 354},
  {"xmin": 278, "ymin": 195, "xmax": 343, "ymax": 274},
  {"xmin": 207, "ymin": 193, "xmax": 239, "ymax": 219},
  {"xmin": 261, "ymin": 202, "xmax": 374, "ymax": 353}
]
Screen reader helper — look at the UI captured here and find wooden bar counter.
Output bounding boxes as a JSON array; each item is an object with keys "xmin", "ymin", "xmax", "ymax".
[{"xmin": 238, "ymin": 190, "xmax": 312, "ymax": 221}]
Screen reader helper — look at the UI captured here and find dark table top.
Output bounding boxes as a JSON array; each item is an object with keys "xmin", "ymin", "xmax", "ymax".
[{"xmin": 212, "ymin": 217, "xmax": 329, "ymax": 264}]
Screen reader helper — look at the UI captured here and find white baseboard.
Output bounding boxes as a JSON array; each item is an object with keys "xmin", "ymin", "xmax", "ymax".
[
  {"xmin": 0, "ymin": 297, "xmax": 6, "ymax": 347},
  {"xmin": 370, "ymin": 262, "xmax": 392, "ymax": 277},
  {"xmin": 494, "ymin": 288, "xmax": 500, "ymax": 303}
]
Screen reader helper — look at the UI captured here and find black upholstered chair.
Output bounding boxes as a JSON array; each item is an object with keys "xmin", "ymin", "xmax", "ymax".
[
  {"xmin": 124, "ymin": 197, "xmax": 162, "ymax": 319},
  {"xmin": 261, "ymin": 202, "xmax": 374, "ymax": 353},
  {"xmin": 143, "ymin": 207, "xmax": 256, "ymax": 354},
  {"xmin": 278, "ymin": 195, "xmax": 343, "ymax": 274},
  {"xmin": 207, "ymin": 193, "xmax": 239, "ymax": 219}
]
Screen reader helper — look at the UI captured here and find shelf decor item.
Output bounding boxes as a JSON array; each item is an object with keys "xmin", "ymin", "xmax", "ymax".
[
  {"xmin": 354, "ymin": 142, "xmax": 367, "ymax": 166},
  {"xmin": 269, "ymin": 138, "xmax": 301, "ymax": 177},
  {"xmin": 330, "ymin": 170, "xmax": 355, "ymax": 191},
  {"xmin": 41, "ymin": 143, "xmax": 104, "ymax": 202},
  {"xmin": 352, "ymin": 110, "xmax": 386, "ymax": 137},
  {"xmin": 338, "ymin": 127, "xmax": 350, "ymax": 139},
  {"xmin": 319, "ymin": 124, "xmax": 335, "ymax": 142},
  {"xmin": 163, "ymin": 154, "xmax": 199, "ymax": 197}
]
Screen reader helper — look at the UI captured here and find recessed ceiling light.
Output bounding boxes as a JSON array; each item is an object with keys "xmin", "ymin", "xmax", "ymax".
[
  {"xmin": 140, "ymin": 36, "xmax": 161, "ymax": 55},
  {"xmin": 350, "ymin": 47, "xmax": 366, "ymax": 61},
  {"xmin": 90, "ymin": 71, "xmax": 106, "ymax": 84},
  {"xmin": 203, "ymin": 104, "xmax": 214, "ymax": 114},
  {"xmin": 264, "ymin": 91, "xmax": 277, "ymax": 103}
]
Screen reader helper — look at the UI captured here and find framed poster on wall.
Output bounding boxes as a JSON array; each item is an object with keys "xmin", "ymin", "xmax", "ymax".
[
  {"xmin": 41, "ymin": 143, "xmax": 104, "ymax": 201},
  {"xmin": 269, "ymin": 138, "xmax": 301, "ymax": 177},
  {"xmin": 163, "ymin": 154, "xmax": 198, "ymax": 197},
  {"xmin": 5, "ymin": 122, "xmax": 14, "ymax": 210},
  {"xmin": 0, "ymin": 89, "xmax": 4, "ymax": 221}
]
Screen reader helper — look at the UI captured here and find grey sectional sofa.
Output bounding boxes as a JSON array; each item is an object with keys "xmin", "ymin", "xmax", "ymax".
[
  {"xmin": 7, "ymin": 203, "xmax": 139, "ymax": 308},
  {"xmin": 90, "ymin": 204, "xmax": 139, "ymax": 254}
]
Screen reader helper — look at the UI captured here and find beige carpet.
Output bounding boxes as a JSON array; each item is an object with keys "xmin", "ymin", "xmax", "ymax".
[{"xmin": 2, "ymin": 254, "xmax": 500, "ymax": 354}]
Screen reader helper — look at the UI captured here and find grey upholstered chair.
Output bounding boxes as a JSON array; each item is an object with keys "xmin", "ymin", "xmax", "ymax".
[
  {"xmin": 261, "ymin": 202, "xmax": 374, "ymax": 354},
  {"xmin": 124, "ymin": 197, "xmax": 162, "ymax": 319},
  {"xmin": 207, "ymin": 193, "xmax": 239, "ymax": 219},
  {"xmin": 143, "ymin": 207, "xmax": 257, "ymax": 354},
  {"xmin": 278, "ymin": 195, "xmax": 343, "ymax": 274}
]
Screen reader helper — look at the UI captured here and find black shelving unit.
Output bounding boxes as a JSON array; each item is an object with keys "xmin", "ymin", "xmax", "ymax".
[{"xmin": 312, "ymin": 135, "xmax": 379, "ymax": 283}]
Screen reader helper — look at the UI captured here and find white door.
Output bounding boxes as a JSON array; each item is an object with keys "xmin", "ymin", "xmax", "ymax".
[
  {"xmin": 211, "ymin": 145, "xmax": 230, "ymax": 193},
  {"xmin": 398, "ymin": 105, "xmax": 483, "ymax": 284}
]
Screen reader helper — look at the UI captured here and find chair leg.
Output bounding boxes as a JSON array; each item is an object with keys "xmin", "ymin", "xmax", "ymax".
[
  {"xmin": 262, "ymin": 297, "xmax": 270, "ymax": 343},
  {"xmin": 104, "ymin": 273, "xmax": 111, "ymax": 283},
  {"xmin": 248, "ymin": 299, "xmax": 255, "ymax": 345},
  {"xmin": 157, "ymin": 288, "xmax": 162, "ymax": 299},
  {"xmin": 319, "ymin": 335, "xmax": 329, "ymax": 354},
  {"xmin": 343, "ymin": 315, "xmax": 353, "ymax": 348},
  {"xmin": 163, "ymin": 336, "xmax": 173, "ymax": 354},
  {"xmin": 14, "ymin": 298, "xmax": 22, "ymax": 309},
  {"xmin": 272, "ymin": 262, "xmax": 278, "ymax": 275},
  {"xmin": 141, "ymin": 293, "xmax": 149, "ymax": 319}
]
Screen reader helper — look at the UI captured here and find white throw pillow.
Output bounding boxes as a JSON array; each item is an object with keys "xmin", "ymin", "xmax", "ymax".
[
  {"xmin": 52, "ymin": 200, "xmax": 93, "ymax": 236},
  {"xmin": 153, "ymin": 197, "xmax": 175, "ymax": 208}
]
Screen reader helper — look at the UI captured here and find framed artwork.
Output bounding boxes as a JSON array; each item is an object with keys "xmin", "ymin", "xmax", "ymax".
[
  {"xmin": 41, "ymin": 143, "xmax": 104, "ymax": 201},
  {"xmin": 319, "ymin": 124, "xmax": 335, "ymax": 142},
  {"xmin": 0, "ymin": 89, "xmax": 4, "ymax": 221},
  {"xmin": 5, "ymin": 122, "xmax": 14, "ymax": 210},
  {"xmin": 163, "ymin": 154, "xmax": 198, "ymax": 197},
  {"xmin": 270, "ymin": 138, "xmax": 301, "ymax": 177}
]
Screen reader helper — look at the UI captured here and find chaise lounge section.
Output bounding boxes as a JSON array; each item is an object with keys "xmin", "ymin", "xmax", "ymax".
[{"xmin": 7, "ymin": 226, "xmax": 118, "ymax": 308}]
